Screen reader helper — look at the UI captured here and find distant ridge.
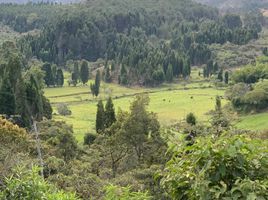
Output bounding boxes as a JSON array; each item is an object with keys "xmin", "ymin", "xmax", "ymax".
[
  {"xmin": 0, "ymin": 0, "xmax": 81, "ymax": 4},
  {"xmin": 195, "ymin": 0, "xmax": 268, "ymax": 11}
]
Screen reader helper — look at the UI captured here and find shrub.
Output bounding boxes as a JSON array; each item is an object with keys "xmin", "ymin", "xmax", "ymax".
[
  {"xmin": 84, "ymin": 133, "xmax": 97, "ymax": 145},
  {"xmin": 0, "ymin": 166, "xmax": 79, "ymax": 200},
  {"xmin": 57, "ymin": 103, "xmax": 72, "ymax": 116},
  {"xmin": 186, "ymin": 113, "xmax": 196, "ymax": 126},
  {"xmin": 161, "ymin": 133, "xmax": 268, "ymax": 200}
]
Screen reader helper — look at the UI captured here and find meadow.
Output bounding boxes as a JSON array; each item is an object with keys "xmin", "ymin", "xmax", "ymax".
[
  {"xmin": 45, "ymin": 70, "xmax": 267, "ymax": 142},
  {"xmin": 45, "ymin": 79, "xmax": 227, "ymax": 141}
]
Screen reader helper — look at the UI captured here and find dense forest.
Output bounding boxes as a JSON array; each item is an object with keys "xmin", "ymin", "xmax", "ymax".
[
  {"xmin": 0, "ymin": 0, "xmax": 267, "ymax": 199},
  {"xmin": 0, "ymin": 0, "xmax": 263, "ymax": 86}
]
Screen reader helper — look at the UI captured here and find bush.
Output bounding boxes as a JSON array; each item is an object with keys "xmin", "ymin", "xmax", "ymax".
[
  {"xmin": 186, "ymin": 112, "xmax": 196, "ymax": 126},
  {"xmin": 0, "ymin": 166, "xmax": 79, "ymax": 200},
  {"xmin": 161, "ymin": 133, "xmax": 268, "ymax": 200},
  {"xmin": 57, "ymin": 103, "xmax": 72, "ymax": 116},
  {"xmin": 84, "ymin": 133, "xmax": 97, "ymax": 145}
]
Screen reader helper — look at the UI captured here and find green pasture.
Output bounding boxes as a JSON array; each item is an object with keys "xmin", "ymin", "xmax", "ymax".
[
  {"xmin": 47, "ymin": 84, "xmax": 226, "ymax": 142},
  {"xmin": 236, "ymin": 113, "xmax": 268, "ymax": 131}
]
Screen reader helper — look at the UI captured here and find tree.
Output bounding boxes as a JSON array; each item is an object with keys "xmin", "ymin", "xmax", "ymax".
[
  {"xmin": 0, "ymin": 166, "xmax": 79, "ymax": 200},
  {"xmin": 217, "ymin": 68, "xmax": 223, "ymax": 82},
  {"xmin": 90, "ymin": 70, "xmax": 101, "ymax": 97},
  {"xmin": 104, "ymin": 66, "xmax": 111, "ymax": 83},
  {"xmin": 186, "ymin": 112, "xmax": 196, "ymax": 126},
  {"xmin": 95, "ymin": 70, "xmax": 101, "ymax": 96},
  {"xmin": 71, "ymin": 72, "xmax": 78, "ymax": 86},
  {"xmin": 0, "ymin": 77, "xmax": 15, "ymax": 116},
  {"xmin": 166, "ymin": 64, "xmax": 173, "ymax": 82},
  {"xmin": 104, "ymin": 97, "xmax": 116, "ymax": 128},
  {"xmin": 42, "ymin": 63, "xmax": 54, "ymax": 87},
  {"xmin": 96, "ymin": 100, "xmax": 105, "ymax": 133},
  {"xmin": 224, "ymin": 71, "xmax": 229, "ymax": 84},
  {"xmin": 183, "ymin": 59, "xmax": 191, "ymax": 78},
  {"xmin": 80, "ymin": 60, "xmax": 89, "ymax": 84},
  {"xmin": 215, "ymin": 95, "xmax": 222, "ymax": 112},
  {"xmin": 56, "ymin": 69, "xmax": 64, "ymax": 87},
  {"xmin": 122, "ymin": 95, "xmax": 161, "ymax": 163}
]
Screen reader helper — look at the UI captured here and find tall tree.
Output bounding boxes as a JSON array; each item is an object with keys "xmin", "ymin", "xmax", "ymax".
[
  {"xmin": 80, "ymin": 60, "xmax": 89, "ymax": 84},
  {"xmin": 56, "ymin": 69, "xmax": 64, "ymax": 87},
  {"xmin": 0, "ymin": 77, "xmax": 15, "ymax": 116},
  {"xmin": 42, "ymin": 63, "xmax": 54, "ymax": 87},
  {"xmin": 96, "ymin": 100, "xmax": 105, "ymax": 133},
  {"xmin": 166, "ymin": 64, "xmax": 173, "ymax": 82},
  {"xmin": 224, "ymin": 71, "xmax": 229, "ymax": 84},
  {"xmin": 104, "ymin": 97, "xmax": 116, "ymax": 128},
  {"xmin": 217, "ymin": 68, "xmax": 223, "ymax": 82},
  {"xmin": 71, "ymin": 72, "xmax": 77, "ymax": 86},
  {"xmin": 95, "ymin": 70, "xmax": 101, "ymax": 97},
  {"xmin": 104, "ymin": 67, "xmax": 111, "ymax": 83}
]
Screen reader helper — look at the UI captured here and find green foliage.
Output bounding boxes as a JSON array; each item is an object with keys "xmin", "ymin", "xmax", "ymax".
[
  {"xmin": 83, "ymin": 133, "xmax": 96, "ymax": 146},
  {"xmin": 80, "ymin": 60, "xmax": 89, "ymax": 84},
  {"xmin": 186, "ymin": 112, "xmax": 196, "ymax": 126},
  {"xmin": 226, "ymin": 81, "xmax": 268, "ymax": 112},
  {"xmin": 232, "ymin": 64, "xmax": 268, "ymax": 84},
  {"xmin": 104, "ymin": 185, "xmax": 151, "ymax": 200},
  {"xmin": 161, "ymin": 133, "xmax": 268, "ymax": 200},
  {"xmin": 90, "ymin": 70, "xmax": 101, "ymax": 97},
  {"xmin": 166, "ymin": 64, "xmax": 173, "ymax": 82},
  {"xmin": 38, "ymin": 120, "xmax": 78, "ymax": 161},
  {"xmin": 0, "ymin": 77, "xmax": 15, "ymax": 116},
  {"xmin": 96, "ymin": 100, "xmax": 105, "ymax": 133},
  {"xmin": 224, "ymin": 71, "xmax": 229, "ymax": 84},
  {"xmin": 104, "ymin": 97, "xmax": 116, "ymax": 129},
  {"xmin": 56, "ymin": 68, "xmax": 64, "ymax": 87},
  {"xmin": 0, "ymin": 166, "xmax": 79, "ymax": 200},
  {"xmin": 57, "ymin": 103, "xmax": 72, "ymax": 116}
]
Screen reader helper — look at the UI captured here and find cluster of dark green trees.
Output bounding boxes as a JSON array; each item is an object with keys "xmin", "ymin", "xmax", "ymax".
[
  {"xmin": 90, "ymin": 70, "xmax": 101, "ymax": 97},
  {"xmin": 95, "ymin": 97, "xmax": 116, "ymax": 133},
  {"xmin": 0, "ymin": 0, "xmax": 262, "ymax": 86},
  {"xmin": 226, "ymin": 63, "xmax": 268, "ymax": 112},
  {"xmin": 0, "ymin": 43, "xmax": 52, "ymax": 127},
  {"xmin": 42, "ymin": 63, "xmax": 64, "ymax": 87}
]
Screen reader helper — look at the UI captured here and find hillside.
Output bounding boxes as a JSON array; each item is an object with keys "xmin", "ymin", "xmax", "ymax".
[
  {"xmin": 195, "ymin": 0, "xmax": 268, "ymax": 12},
  {"xmin": 0, "ymin": 0, "xmax": 81, "ymax": 4},
  {"xmin": 0, "ymin": 0, "xmax": 267, "ymax": 199}
]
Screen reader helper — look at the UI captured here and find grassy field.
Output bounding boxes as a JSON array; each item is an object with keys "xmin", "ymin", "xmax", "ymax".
[
  {"xmin": 236, "ymin": 113, "xmax": 268, "ymax": 131},
  {"xmin": 46, "ymin": 80, "xmax": 226, "ymax": 142},
  {"xmin": 45, "ymin": 70, "xmax": 267, "ymax": 142}
]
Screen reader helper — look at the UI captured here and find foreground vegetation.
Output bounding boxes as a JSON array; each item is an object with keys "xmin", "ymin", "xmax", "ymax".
[{"xmin": 0, "ymin": 0, "xmax": 267, "ymax": 199}]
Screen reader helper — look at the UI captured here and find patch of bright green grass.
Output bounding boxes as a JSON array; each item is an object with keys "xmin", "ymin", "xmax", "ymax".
[
  {"xmin": 235, "ymin": 113, "xmax": 268, "ymax": 131},
  {"xmin": 50, "ymin": 87, "xmax": 225, "ymax": 142}
]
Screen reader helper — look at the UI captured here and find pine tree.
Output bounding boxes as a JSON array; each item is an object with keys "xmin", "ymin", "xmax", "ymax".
[
  {"xmin": 224, "ymin": 71, "xmax": 229, "ymax": 84},
  {"xmin": 0, "ymin": 77, "xmax": 15, "ymax": 116},
  {"xmin": 104, "ymin": 66, "xmax": 111, "ymax": 83},
  {"xmin": 80, "ymin": 60, "xmax": 89, "ymax": 84},
  {"xmin": 96, "ymin": 100, "xmax": 105, "ymax": 133},
  {"xmin": 74, "ymin": 61, "xmax": 80, "ymax": 82},
  {"xmin": 217, "ymin": 68, "xmax": 223, "ymax": 82},
  {"xmin": 71, "ymin": 72, "xmax": 77, "ymax": 86},
  {"xmin": 56, "ymin": 69, "xmax": 64, "ymax": 87},
  {"xmin": 183, "ymin": 59, "xmax": 191, "ymax": 78},
  {"xmin": 104, "ymin": 97, "xmax": 116, "ymax": 128},
  {"xmin": 15, "ymin": 77, "xmax": 31, "ymax": 127},
  {"xmin": 213, "ymin": 62, "xmax": 219, "ymax": 73},
  {"xmin": 42, "ymin": 63, "xmax": 54, "ymax": 87},
  {"xmin": 95, "ymin": 70, "xmax": 101, "ymax": 96},
  {"xmin": 166, "ymin": 64, "xmax": 173, "ymax": 82}
]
